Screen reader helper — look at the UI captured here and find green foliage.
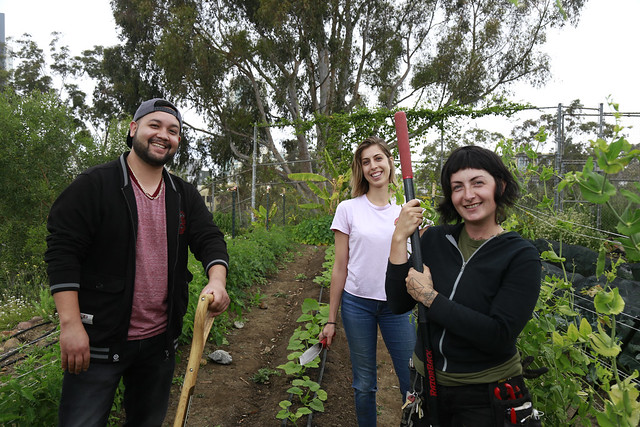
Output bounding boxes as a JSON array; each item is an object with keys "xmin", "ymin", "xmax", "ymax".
[
  {"xmin": 110, "ymin": 0, "xmax": 580, "ymax": 184},
  {"xmin": 0, "ymin": 90, "xmax": 92, "ymax": 276},
  {"xmin": 288, "ymin": 149, "xmax": 351, "ymax": 215},
  {"xmin": 33, "ymin": 285, "xmax": 57, "ymax": 320},
  {"xmin": 250, "ymin": 367, "xmax": 281, "ymax": 384},
  {"xmin": 180, "ymin": 228, "xmax": 295, "ymax": 345},
  {"xmin": 211, "ymin": 211, "xmax": 236, "ymax": 236},
  {"xmin": 0, "ymin": 260, "xmax": 49, "ymax": 302},
  {"xmin": 510, "ymin": 113, "xmax": 640, "ymax": 426},
  {"xmin": 0, "ymin": 293, "xmax": 40, "ymax": 330},
  {"xmin": 277, "ymin": 297, "xmax": 329, "ymax": 424},
  {"xmin": 0, "ymin": 88, "xmax": 123, "ymax": 287},
  {"xmin": 277, "ymin": 376, "xmax": 328, "ymax": 424},
  {"xmin": 251, "ymin": 203, "xmax": 278, "ymax": 229},
  {"xmin": 517, "ymin": 264, "xmax": 640, "ymax": 425},
  {"xmin": 249, "ymin": 290, "xmax": 266, "ymax": 307},
  {"xmin": 515, "ymin": 206, "xmax": 604, "ymax": 251},
  {"xmin": 558, "ymin": 106, "xmax": 640, "ymax": 260},
  {"xmin": 108, "ymin": 380, "xmax": 126, "ymax": 425},
  {"xmin": 292, "ymin": 215, "xmax": 335, "ymax": 245},
  {"xmin": 312, "ymin": 245, "xmax": 335, "ymax": 288},
  {"xmin": 0, "ymin": 347, "xmax": 62, "ymax": 426}
]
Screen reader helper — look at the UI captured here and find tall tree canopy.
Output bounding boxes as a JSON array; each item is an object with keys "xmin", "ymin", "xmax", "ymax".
[{"xmin": 109, "ymin": 0, "xmax": 585, "ymax": 177}]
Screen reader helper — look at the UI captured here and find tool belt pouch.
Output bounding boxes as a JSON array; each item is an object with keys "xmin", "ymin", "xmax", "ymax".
[{"xmin": 490, "ymin": 376, "xmax": 541, "ymax": 426}]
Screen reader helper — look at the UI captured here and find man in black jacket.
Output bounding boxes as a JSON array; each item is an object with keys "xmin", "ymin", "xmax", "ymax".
[{"xmin": 45, "ymin": 98, "xmax": 229, "ymax": 426}]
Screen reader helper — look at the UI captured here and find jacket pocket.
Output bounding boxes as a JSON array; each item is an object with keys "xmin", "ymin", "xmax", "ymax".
[{"xmin": 78, "ymin": 273, "xmax": 127, "ymax": 335}]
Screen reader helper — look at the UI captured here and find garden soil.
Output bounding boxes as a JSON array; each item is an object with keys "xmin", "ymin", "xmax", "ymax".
[{"xmin": 163, "ymin": 244, "xmax": 404, "ymax": 426}]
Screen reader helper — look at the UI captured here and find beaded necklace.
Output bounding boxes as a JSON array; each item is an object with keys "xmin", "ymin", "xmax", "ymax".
[{"xmin": 129, "ymin": 166, "xmax": 164, "ymax": 200}]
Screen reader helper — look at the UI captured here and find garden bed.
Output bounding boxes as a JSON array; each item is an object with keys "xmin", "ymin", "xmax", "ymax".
[{"xmin": 163, "ymin": 244, "xmax": 404, "ymax": 426}]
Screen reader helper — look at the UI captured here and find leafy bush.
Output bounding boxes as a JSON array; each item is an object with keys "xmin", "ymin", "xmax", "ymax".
[
  {"xmin": 292, "ymin": 215, "xmax": 334, "ymax": 245},
  {"xmin": 0, "ymin": 347, "xmax": 62, "ymax": 426},
  {"xmin": 180, "ymin": 227, "xmax": 296, "ymax": 345},
  {"xmin": 512, "ymin": 121, "xmax": 640, "ymax": 426},
  {"xmin": 211, "ymin": 211, "xmax": 238, "ymax": 237},
  {"xmin": 513, "ymin": 206, "xmax": 605, "ymax": 251},
  {"xmin": 0, "ymin": 90, "xmax": 95, "ymax": 278}
]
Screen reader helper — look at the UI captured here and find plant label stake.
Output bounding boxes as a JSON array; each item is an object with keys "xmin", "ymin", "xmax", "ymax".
[
  {"xmin": 394, "ymin": 111, "xmax": 440, "ymax": 427},
  {"xmin": 174, "ymin": 293, "xmax": 215, "ymax": 427}
]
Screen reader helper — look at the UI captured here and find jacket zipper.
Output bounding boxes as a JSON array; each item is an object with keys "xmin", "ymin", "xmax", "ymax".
[{"xmin": 437, "ymin": 233, "xmax": 498, "ymax": 372}]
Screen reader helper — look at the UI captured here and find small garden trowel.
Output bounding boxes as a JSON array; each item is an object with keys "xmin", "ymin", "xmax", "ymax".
[{"xmin": 299, "ymin": 337, "xmax": 327, "ymax": 366}]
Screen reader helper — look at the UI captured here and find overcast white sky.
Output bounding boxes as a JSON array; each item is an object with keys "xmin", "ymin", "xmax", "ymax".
[{"xmin": 2, "ymin": 0, "xmax": 640, "ymax": 141}]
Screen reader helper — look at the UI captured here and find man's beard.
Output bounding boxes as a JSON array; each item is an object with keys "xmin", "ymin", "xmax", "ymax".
[{"xmin": 131, "ymin": 134, "xmax": 176, "ymax": 167}]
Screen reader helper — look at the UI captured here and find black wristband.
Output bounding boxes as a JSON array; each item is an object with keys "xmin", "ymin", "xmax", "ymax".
[{"xmin": 326, "ymin": 322, "xmax": 337, "ymax": 325}]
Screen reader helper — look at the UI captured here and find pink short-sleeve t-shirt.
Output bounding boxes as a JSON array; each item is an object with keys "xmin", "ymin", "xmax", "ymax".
[{"xmin": 331, "ymin": 194, "xmax": 401, "ymax": 301}]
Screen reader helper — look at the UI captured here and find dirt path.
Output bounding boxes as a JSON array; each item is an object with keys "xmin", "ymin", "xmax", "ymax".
[{"xmin": 164, "ymin": 244, "xmax": 404, "ymax": 426}]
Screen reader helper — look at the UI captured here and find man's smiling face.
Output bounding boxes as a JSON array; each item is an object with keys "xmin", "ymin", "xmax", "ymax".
[{"xmin": 129, "ymin": 111, "xmax": 181, "ymax": 167}]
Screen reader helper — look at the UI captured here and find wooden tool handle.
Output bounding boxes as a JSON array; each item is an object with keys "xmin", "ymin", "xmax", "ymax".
[{"xmin": 173, "ymin": 293, "xmax": 215, "ymax": 427}]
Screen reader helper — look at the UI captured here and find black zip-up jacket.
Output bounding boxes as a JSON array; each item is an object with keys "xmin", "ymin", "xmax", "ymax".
[
  {"xmin": 386, "ymin": 223, "xmax": 541, "ymax": 374},
  {"xmin": 45, "ymin": 153, "xmax": 228, "ymax": 361}
]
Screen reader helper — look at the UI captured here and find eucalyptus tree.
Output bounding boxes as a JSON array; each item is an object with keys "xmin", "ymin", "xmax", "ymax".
[
  {"xmin": 9, "ymin": 35, "xmax": 53, "ymax": 95},
  {"xmin": 109, "ymin": 0, "xmax": 585, "ymax": 178}
]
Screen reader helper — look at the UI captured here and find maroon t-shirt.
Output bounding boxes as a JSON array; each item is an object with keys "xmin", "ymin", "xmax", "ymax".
[{"xmin": 127, "ymin": 176, "xmax": 169, "ymax": 340}]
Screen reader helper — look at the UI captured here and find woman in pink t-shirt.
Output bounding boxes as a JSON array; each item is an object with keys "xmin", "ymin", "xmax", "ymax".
[{"xmin": 319, "ymin": 136, "xmax": 416, "ymax": 426}]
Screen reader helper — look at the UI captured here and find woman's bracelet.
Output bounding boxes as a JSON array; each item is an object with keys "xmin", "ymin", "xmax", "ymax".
[{"xmin": 326, "ymin": 321, "xmax": 337, "ymax": 325}]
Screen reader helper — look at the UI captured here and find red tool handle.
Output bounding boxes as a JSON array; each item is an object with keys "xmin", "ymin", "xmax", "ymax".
[
  {"xmin": 394, "ymin": 111, "xmax": 439, "ymax": 427},
  {"xmin": 394, "ymin": 111, "xmax": 413, "ymax": 180}
]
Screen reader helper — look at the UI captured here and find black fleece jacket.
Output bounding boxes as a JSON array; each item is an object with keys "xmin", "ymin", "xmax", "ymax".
[
  {"xmin": 45, "ymin": 153, "xmax": 228, "ymax": 361},
  {"xmin": 386, "ymin": 223, "xmax": 541, "ymax": 374}
]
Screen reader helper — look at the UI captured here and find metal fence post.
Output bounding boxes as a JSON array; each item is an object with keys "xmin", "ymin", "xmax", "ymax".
[
  {"xmin": 596, "ymin": 103, "xmax": 604, "ymax": 230},
  {"xmin": 554, "ymin": 103, "xmax": 564, "ymax": 212},
  {"xmin": 210, "ymin": 170, "xmax": 215, "ymax": 212},
  {"xmin": 230, "ymin": 186, "xmax": 237, "ymax": 239},
  {"xmin": 266, "ymin": 186, "xmax": 270, "ymax": 231},
  {"xmin": 282, "ymin": 190, "xmax": 286, "ymax": 226},
  {"xmin": 251, "ymin": 123, "xmax": 257, "ymax": 222}
]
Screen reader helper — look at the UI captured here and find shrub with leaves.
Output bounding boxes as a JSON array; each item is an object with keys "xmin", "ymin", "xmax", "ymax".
[
  {"xmin": 512, "ymin": 109, "xmax": 640, "ymax": 426},
  {"xmin": 0, "ymin": 348, "xmax": 62, "ymax": 426},
  {"xmin": 180, "ymin": 228, "xmax": 295, "ymax": 345},
  {"xmin": 292, "ymin": 215, "xmax": 334, "ymax": 246}
]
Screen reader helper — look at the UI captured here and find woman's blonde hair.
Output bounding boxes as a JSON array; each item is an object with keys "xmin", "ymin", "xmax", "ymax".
[{"xmin": 350, "ymin": 136, "xmax": 397, "ymax": 197}]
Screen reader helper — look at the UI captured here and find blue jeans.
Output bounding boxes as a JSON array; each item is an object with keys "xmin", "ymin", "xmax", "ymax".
[
  {"xmin": 341, "ymin": 291, "xmax": 416, "ymax": 427},
  {"xmin": 58, "ymin": 333, "xmax": 175, "ymax": 427}
]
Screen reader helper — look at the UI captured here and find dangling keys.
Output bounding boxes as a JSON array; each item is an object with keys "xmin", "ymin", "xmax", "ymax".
[
  {"xmin": 402, "ymin": 392, "xmax": 417, "ymax": 410},
  {"xmin": 415, "ymin": 395, "xmax": 424, "ymax": 419},
  {"xmin": 401, "ymin": 392, "xmax": 418, "ymax": 427}
]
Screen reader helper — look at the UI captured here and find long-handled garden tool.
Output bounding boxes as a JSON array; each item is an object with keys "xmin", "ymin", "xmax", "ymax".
[
  {"xmin": 173, "ymin": 293, "xmax": 215, "ymax": 427},
  {"xmin": 395, "ymin": 111, "xmax": 440, "ymax": 426}
]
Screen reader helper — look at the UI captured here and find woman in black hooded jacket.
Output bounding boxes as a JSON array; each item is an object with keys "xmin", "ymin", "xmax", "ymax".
[{"xmin": 386, "ymin": 145, "xmax": 541, "ymax": 426}]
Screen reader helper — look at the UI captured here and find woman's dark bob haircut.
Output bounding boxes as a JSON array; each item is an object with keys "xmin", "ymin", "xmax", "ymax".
[{"xmin": 437, "ymin": 145, "xmax": 519, "ymax": 224}]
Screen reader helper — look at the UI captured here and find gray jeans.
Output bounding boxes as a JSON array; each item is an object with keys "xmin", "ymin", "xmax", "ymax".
[{"xmin": 58, "ymin": 333, "xmax": 175, "ymax": 427}]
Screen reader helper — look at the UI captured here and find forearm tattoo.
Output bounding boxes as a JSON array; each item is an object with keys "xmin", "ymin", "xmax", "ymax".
[{"xmin": 408, "ymin": 277, "xmax": 437, "ymax": 307}]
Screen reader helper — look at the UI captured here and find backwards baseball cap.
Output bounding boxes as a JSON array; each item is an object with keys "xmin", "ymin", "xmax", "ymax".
[{"xmin": 126, "ymin": 98, "xmax": 183, "ymax": 147}]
